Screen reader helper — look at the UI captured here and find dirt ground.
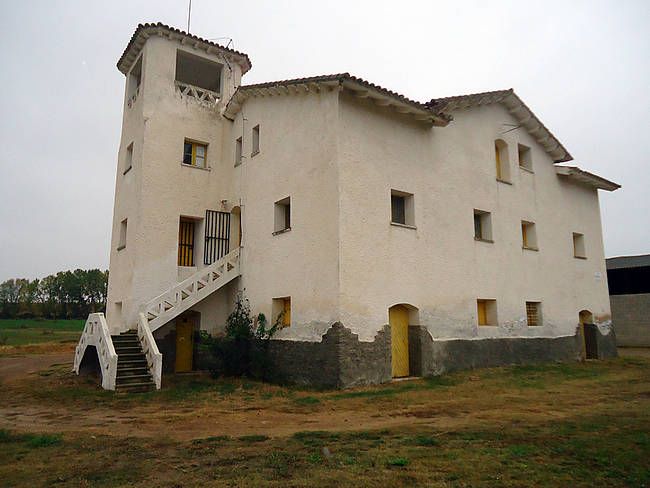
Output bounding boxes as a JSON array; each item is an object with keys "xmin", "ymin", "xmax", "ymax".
[
  {"xmin": 0, "ymin": 346, "xmax": 647, "ymax": 441},
  {"xmin": 0, "ymin": 345, "xmax": 648, "ymax": 487}
]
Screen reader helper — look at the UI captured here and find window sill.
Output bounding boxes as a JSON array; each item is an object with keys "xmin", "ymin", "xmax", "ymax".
[
  {"xmin": 496, "ymin": 178, "xmax": 512, "ymax": 185},
  {"xmin": 181, "ymin": 162, "xmax": 211, "ymax": 171},
  {"xmin": 522, "ymin": 246, "xmax": 539, "ymax": 252},
  {"xmin": 478, "ymin": 324, "xmax": 497, "ymax": 327},
  {"xmin": 251, "ymin": 150, "xmax": 260, "ymax": 158},
  {"xmin": 116, "ymin": 245, "xmax": 126, "ymax": 252},
  {"xmin": 574, "ymin": 255, "xmax": 587, "ymax": 260},
  {"xmin": 519, "ymin": 166, "xmax": 534, "ymax": 174},
  {"xmin": 390, "ymin": 222, "xmax": 416, "ymax": 230},
  {"xmin": 123, "ymin": 166, "xmax": 132, "ymax": 175},
  {"xmin": 273, "ymin": 227, "xmax": 291, "ymax": 236},
  {"xmin": 234, "ymin": 161, "xmax": 242, "ymax": 167},
  {"xmin": 474, "ymin": 237, "xmax": 494, "ymax": 244}
]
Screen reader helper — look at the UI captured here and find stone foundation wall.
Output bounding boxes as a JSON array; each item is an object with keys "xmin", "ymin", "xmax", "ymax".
[
  {"xmin": 154, "ymin": 320, "xmax": 619, "ymax": 386},
  {"xmin": 266, "ymin": 323, "xmax": 390, "ymax": 388}
]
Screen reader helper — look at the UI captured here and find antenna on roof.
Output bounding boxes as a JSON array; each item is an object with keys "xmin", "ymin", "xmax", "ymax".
[{"xmin": 187, "ymin": 0, "xmax": 192, "ymax": 33}]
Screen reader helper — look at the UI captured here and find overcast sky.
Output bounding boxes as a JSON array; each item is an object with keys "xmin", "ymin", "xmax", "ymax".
[{"xmin": 0, "ymin": 0, "xmax": 648, "ymax": 281}]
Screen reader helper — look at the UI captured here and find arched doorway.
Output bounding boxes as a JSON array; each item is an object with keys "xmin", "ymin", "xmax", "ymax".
[
  {"xmin": 389, "ymin": 304, "xmax": 419, "ymax": 378},
  {"xmin": 579, "ymin": 310, "xmax": 598, "ymax": 359}
]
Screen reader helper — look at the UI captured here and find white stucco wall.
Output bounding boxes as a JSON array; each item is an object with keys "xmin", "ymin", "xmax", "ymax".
[
  {"xmin": 106, "ymin": 33, "xmax": 612, "ymax": 346},
  {"xmin": 106, "ymin": 36, "xmax": 244, "ymax": 333},
  {"xmin": 337, "ymin": 93, "xmax": 611, "ymax": 341},
  {"xmin": 232, "ymin": 89, "xmax": 341, "ymax": 339}
]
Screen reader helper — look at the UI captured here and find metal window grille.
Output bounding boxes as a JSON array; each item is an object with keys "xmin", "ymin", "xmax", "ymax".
[
  {"xmin": 526, "ymin": 302, "xmax": 539, "ymax": 326},
  {"xmin": 178, "ymin": 220, "xmax": 195, "ymax": 266},
  {"xmin": 204, "ymin": 210, "xmax": 230, "ymax": 265}
]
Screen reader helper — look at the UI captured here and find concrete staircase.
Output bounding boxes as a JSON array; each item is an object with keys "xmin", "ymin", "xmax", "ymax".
[{"xmin": 112, "ymin": 330, "xmax": 156, "ymax": 392}]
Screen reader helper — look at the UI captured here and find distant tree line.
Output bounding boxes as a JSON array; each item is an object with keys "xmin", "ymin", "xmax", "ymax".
[{"xmin": 0, "ymin": 269, "xmax": 108, "ymax": 320}]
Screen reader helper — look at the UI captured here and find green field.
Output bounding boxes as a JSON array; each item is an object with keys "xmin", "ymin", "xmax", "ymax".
[{"xmin": 0, "ymin": 319, "xmax": 84, "ymax": 346}]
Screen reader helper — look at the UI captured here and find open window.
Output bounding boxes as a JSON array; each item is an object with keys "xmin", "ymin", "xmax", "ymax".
[
  {"xmin": 521, "ymin": 221, "xmax": 538, "ymax": 250},
  {"xmin": 274, "ymin": 197, "xmax": 291, "ymax": 234},
  {"xmin": 123, "ymin": 142, "xmax": 133, "ymax": 175},
  {"xmin": 252, "ymin": 125, "xmax": 260, "ymax": 156},
  {"xmin": 175, "ymin": 50, "xmax": 222, "ymax": 96},
  {"xmin": 235, "ymin": 137, "xmax": 242, "ymax": 166},
  {"xmin": 183, "ymin": 140, "xmax": 207, "ymax": 168},
  {"xmin": 390, "ymin": 190, "xmax": 415, "ymax": 227},
  {"xmin": 273, "ymin": 297, "xmax": 291, "ymax": 327},
  {"xmin": 117, "ymin": 219, "xmax": 127, "ymax": 251},
  {"xmin": 473, "ymin": 209, "xmax": 493, "ymax": 242},
  {"xmin": 495, "ymin": 139, "xmax": 510, "ymax": 182},
  {"xmin": 477, "ymin": 299, "xmax": 497, "ymax": 326},
  {"xmin": 573, "ymin": 232, "xmax": 586, "ymax": 259},
  {"xmin": 518, "ymin": 144, "xmax": 533, "ymax": 171}
]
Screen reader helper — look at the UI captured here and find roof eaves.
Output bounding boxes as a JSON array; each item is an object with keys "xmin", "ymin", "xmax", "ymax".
[
  {"xmin": 428, "ymin": 89, "xmax": 572, "ymax": 163},
  {"xmin": 555, "ymin": 166, "xmax": 620, "ymax": 191},
  {"xmin": 117, "ymin": 22, "xmax": 252, "ymax": 75},
  {"xmin": 223, "ymin": 73, "xmax": 451, "ymax": 125}
]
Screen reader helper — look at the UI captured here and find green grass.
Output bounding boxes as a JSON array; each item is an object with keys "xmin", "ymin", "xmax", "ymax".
[{"xmin": 0, "ymin": 319, "xmax": 84, "ymax": 346}]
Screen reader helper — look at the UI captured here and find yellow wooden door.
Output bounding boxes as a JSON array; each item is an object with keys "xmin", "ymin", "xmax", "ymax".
[
  {"xmin": 175, "ymin": 318, "xmax": 194, "ymax": 372},
  {"xmin": 390, "ymin": 305, "xmax": 409, "ymax": 378}
]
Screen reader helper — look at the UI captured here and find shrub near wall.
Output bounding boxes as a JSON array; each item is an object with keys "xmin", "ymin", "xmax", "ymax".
[{"xmin": 200, "ymin": 294, "xmax": 281, "ymax": 381}]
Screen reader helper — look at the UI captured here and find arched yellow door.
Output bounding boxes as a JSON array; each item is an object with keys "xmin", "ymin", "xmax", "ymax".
[
  {"xmin": 175, "ymin": 317, "xmax": 194, "ymax": 372},
  {"xmin": 390, "ymin": 305, "xmax": 409, "ymax": 378}
]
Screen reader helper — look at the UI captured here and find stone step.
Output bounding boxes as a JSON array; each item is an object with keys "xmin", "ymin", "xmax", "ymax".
[
  {"xmin": 118, "ymin": 352, "xmax": 147, "ymax": 359},
  {"xmin": 117, "ymin": 367, "xmax": 150, "ymax": 376},
  {"xmin": 113, "ymin": 346, "xmax": 142, "ymax": 353},
  {"xmin": 117, "ymin": 374, "xmax": 152, "ymax": 384},
  {"xmin": 116, "ymin": 382, "xmax": 155, "ymax": 393}
]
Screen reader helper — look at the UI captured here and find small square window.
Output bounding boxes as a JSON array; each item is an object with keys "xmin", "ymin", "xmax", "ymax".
[
  {"xmin": 518, "ymin": 144, "xmax": 532, "ymax": 171},
  {"xmin": 573, "ymin": 232, "xmax": 586, "ymax": 258},
  {"xmin": 117, "ymin": 219, "xmax": 127, "ymax": 250},
  {"xmin": 183, "ymin": 140, "xmax": 207, "ymax": 168},
  {"xmin": 526, "ymin": 301, "xmax": 542, "ymax": 326},
  {"xmin": 274, "ymin": 197, "xmax": 291, "ymax": 234},
  {"xmin": 477, "ymin": 299, "xmax": 497, "ymax": 326},
  {"xmin": 521, "ymin": 221, "xmax": 538, "ymax": 250},
  {"xmin": 123, "ymin": 142, "xmax": 133, "ymax": 175},
  {"xmin": 235, "ymin": 137, "xmax": 243, "ymax": 166},
  {"xmin": 390, "ymin": 190, "xmax": 415, "ymax": 227},
  {"xmin": 273, "ymin": 297, "xmax": 291, "ymax": 327},
  {"xmin": 473, "ymin": 209, "xmax": 493, "ymax": 241},
  {"xmin": 252, "ymin": 125, "xmax": 260, "ymax": 156}
]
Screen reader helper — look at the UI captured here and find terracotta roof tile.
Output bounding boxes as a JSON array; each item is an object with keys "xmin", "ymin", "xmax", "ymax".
[{"xmin": 117, "ymin": 22, "xmax": 252, "ymax": 74}]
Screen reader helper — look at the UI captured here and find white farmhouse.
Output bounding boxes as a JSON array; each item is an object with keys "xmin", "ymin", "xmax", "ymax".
[{"xmin": 74, "ymin": 23, "xmax": 620, "ymax": 391}]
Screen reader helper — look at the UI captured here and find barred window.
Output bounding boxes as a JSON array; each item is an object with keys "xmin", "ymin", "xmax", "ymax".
[{"xmin": 526, "ymin": 301, "xmax": 541, "ymax": 327}]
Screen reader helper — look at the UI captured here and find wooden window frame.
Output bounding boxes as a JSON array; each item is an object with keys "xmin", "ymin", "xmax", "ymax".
[
  {"xmin": 477, "ymin": 299, "xmax": 497, "ymax": 326},
  {"xmin": 521, "ymin": 220, "xmax": 538, "ymax": 251},
  {"xmin": 183, "ymin": 140, "xmax": 208, "ymax": 168}
]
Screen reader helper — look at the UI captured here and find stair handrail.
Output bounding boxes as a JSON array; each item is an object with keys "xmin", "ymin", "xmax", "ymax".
[
  {"xmin": 73, "ymin": 313, "xmax": 118, "ymax": 390},
  {"xmin": 141, "ymin": 248, "xmax": 240, "ymax": 329},
  {"xmin": 137, "ymin": 312, "xmax": 162, "ymax": 389}
]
